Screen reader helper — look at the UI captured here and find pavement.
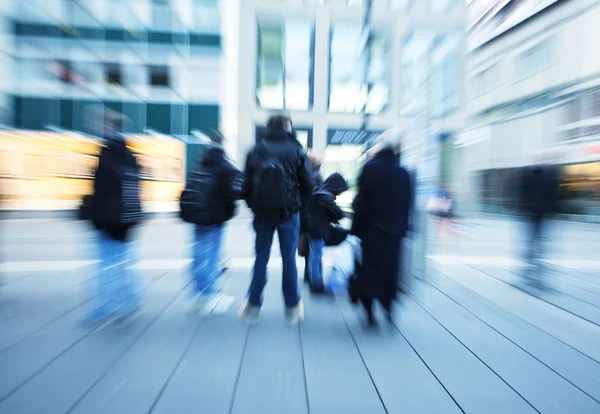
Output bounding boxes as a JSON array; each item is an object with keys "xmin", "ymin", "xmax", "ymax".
[{"xmin": 0, "ymin": 215, "xmax": 600, "ymax": 413}]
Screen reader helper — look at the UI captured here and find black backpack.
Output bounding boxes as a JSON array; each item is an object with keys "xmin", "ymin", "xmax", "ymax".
[
  {"xmin": 251, "ymin": 146, "xmax": 289, "ymax": 211},
  {"xmin": 115, "ymin": 163, "xmax": 142, "ymax": 226},
  {"xmin": 179, "ymin": 167, "xmax": 219, "ymax": 224}
]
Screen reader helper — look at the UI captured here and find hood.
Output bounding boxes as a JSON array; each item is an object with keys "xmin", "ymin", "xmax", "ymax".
[
  {"xmin": 320, "ymin": 173, "xmax": 349, "ymax": 196},
  {"xmin": 202, "ymin": 145, "xmax": 226, "ymax": 167},
  {"xmin": 104, "ymin": 133, "xmax": 129, "ymax": 158}
]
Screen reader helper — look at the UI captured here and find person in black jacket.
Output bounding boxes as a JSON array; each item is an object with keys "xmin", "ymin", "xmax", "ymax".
[
  {"xmin": 301, "ymin": 152, "xmax": 324, "ymax": 284},
  {"xmin": 87, "ymin": 116, "xmax": 142, "ymax": 326},
  {"xmin": 187, "ymin": 141, "xmax": 242, "ymax": 314},
  {"xmin": 352, "ymin": 134, "xmax": 411, "ymax": 327},
  {"xmin": 239, "ymin": 115, "xmax": 313, "ymax": 324},
  {"xmin": 520, "ymin": 162, "xmax": 559, "ymax": 284},
  {"xmin": 304, "ymin": 172, "xmax": 349, "ymax": 294}
]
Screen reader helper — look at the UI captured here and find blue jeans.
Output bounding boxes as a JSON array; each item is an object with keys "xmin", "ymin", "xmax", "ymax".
[
  {"xmin": 192, "ymin": 224, "xmax": 224, "ymax": 297},
  {"xmin": 88, "ymin": 230, "xmax": 139, "ymax": 321},
  {"xmin": 249, "ymin": 212, "xmax": 300, "ymax": 308},
  {"xmin": 308, "ymin": 237, "xmax": 325, "ymax": 289}
]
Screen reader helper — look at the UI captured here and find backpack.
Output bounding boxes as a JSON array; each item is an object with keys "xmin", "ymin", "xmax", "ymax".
[
  {"xmin": 115, "ymin": 163, "xmax": 142, "ymax": 225},
  {"xmin": 179, "ymin": 167, "xmax": 219, "ymax": 224},
  {"xmin": 251, "ymin": 147, "xmax": 289, "ymax": 211}
]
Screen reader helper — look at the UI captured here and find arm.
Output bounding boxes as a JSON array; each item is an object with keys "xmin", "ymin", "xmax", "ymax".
[
  {"xmin": 297, "ymin": 150, "xmax": 314, "ymax": 209},
  {"xmin": 351, "ymin": 165, "xmax": 370, "ymax": 237},
  {"xmin": 320, "ymin": 195, "xmax": 345, "ymax": 223},
  {"xmin": 242, "ymin": 152, "xmax": 254, "ymax": 205}
]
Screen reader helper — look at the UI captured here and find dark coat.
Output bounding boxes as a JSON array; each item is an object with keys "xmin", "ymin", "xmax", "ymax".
[
  {"xmin": 351, "ymin": 149, "xmax": 412, "ymax": 304},
  {"xmin": 243, "ymin": 130, "xmax": 313, "ymax": 224},
  {"xmin": 305, "ymin": 173, "xmax": 348, "ymax": 239},
  {"xmin": 195, "ymin": 145, "xmax": 243, "ymax": 225},
  {"xmin": 90, "ymin": 134, "xmax": 141, "ymax": 242},
  {"xmin": 520, "ymin": 165, "xmax": 559, "ymax": 217}
]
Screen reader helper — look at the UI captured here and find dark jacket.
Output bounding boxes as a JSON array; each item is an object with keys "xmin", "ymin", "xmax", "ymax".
[
  {"xmin": 305, "ymin": 173, "xmax": 349, "ymax": 239},
  {"xmin": 351, "ymin": 149, "xmax": 412, "ymax": 303},
  {"xmin": 243, "ymin": 130, "xmax": 313, "ymax": 224},
  {"xmin": 196, "ymin": 145, "xmax": 243, "ymax": 225},
  {"xmin": 521, "ymin": 165, "xmax": 559, "ymax": 216},
  {"xmin": 90, "ymin": 134, "xmax": 141, "ymax": 242}
]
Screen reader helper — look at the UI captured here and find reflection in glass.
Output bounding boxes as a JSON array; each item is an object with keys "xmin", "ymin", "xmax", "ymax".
[
  {"xmin": 329, "ymin": 25, "xmax": 390, "ymax": 114},
  {"xmin": 366, "ymin": 33, "xmax": 390, "ymax": 114},
  {"xmin": 329, "ymin": 23, "xmax": 365, "ymax": 113},
  {"xmin": 256, "ymin": 19, "xmax": 312, "ymax": 111}
]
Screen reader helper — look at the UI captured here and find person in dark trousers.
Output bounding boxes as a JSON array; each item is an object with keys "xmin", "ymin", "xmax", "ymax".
[
  {"xmin": 304, "ymin": 172, "xmax": 349, "ymax": 294},
  {"xmin": 181, "ymin": 136, "xmax": 243, "ymax": 315},
  {"xmin": 520, "ymin": 161, "xmax": 559, "ymax": 284},
  {"xmin": 87, "ymin": 113, "xmax": 142, "ymax": 326},
  {"xmin": 302, "ymin": 152, "xmax": 324, "ymax": 284},
  {"xmin": 240, "ymin": 115, "xmax": 313, "ymax": 324},
  {"xmin": 351, "ymin": 134, "xmax": 412, "ymax": 327}
]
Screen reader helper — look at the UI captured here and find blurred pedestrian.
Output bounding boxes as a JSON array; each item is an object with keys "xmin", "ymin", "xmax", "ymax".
[
  {"xmin": 179, "ymin": 133, "xmax": 242, "ymax": 314},
  {"xmin": 239, "ymin": 115, "xmax": 313, "ymax": 324},
  {"xmin": 304, "ymin": 172, "xmax": 349, "ymax": 294},
  {"xmin": 87, "ymin": 112, "xmax": 142, "ymax": 326},
  {"xmin": 301, "ymin": 151, "xmax": 324, "ymax": 284},
  {"xmin": 520, "ymin": 158, "xmax": 559, "ymax": 284},
  {"xmin": 351, "ymin": 133, "xmax": 411, "ymax": 327}
]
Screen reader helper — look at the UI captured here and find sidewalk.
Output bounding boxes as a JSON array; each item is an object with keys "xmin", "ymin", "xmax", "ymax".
[{"xmin": 1, "ymin": 217, "xmax": 600, "ymax": 413}]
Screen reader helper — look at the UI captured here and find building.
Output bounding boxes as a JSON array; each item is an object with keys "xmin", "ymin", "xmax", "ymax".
[
  {"xmin": 222, "ymin": 0, "xmax": 466, "ymax": 205},
  {"xmin": 2, "ymin": 0, "xmax": 222, "ymax": 141},
  {"xmin": 461, "ymin": 0, "xmax": 600, "ymax": 216},
  {"xmin": 0, "ymin": 0, "xmax": 222, "ymax": 212}
]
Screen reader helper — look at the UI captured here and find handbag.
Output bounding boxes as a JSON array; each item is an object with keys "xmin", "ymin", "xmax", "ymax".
[{"xmin": 298, "ymin": 233, "xmax": 309, "ymax": 257}]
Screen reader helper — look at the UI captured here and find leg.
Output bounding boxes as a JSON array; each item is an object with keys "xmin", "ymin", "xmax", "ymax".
[
  {"xmin": 89, "ymin": 231, "xmax": 117, "ymax": 320},
  {"xmin": 191, "ymin": 225, "xmax": 221, "ymax": 297},
  {"xmin": 248, "ymin": 219, "xmax": 275, "ymax": 307},
  {"xmin": 360, "ymin": 295, "xmax": 376, "ymax": 326},
  {"xmin": 308, "ymin": 237, "xmax": 326, "ymax": 291},
  {"xmin": 277, "ymin": 212, "xmax": 301, "ymax": 308},
  {"xmin": 112, "ymin": 239, "xmax": 138, "ymax": 315},
  {"xmin": 304, "ymin": 255, "xmax": 310, "ymax": 283}
]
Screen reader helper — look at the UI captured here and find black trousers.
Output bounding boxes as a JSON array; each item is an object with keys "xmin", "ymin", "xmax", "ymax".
[{"xmin": 360, "ymin": 296, "xmax": 393, "ymax": 317}]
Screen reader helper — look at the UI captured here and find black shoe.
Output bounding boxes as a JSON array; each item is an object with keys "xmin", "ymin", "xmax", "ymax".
[
  {"xmin": 367, "ymin": 314, "xmax": 379, "ymax": 328},
  {"xmin": 309, "ymin": 285, "xmax": 330, "ymax": 295}
]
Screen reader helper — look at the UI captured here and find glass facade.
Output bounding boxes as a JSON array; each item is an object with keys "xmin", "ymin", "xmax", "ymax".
[
  {"xmin": 256, "ymin": 19, "xmax": 314, "ymax": 111},
  {"xmin": 329, "ymin": 24, "xmax": 390, "ymax": 114}
]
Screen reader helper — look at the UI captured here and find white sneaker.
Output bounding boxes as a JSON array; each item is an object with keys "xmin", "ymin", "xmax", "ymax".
[
  {"xmin": 285, "ymin": 300, "xmax": 304, "ymax": 325},
  {"xmin": 212, "ymin": 293, "xmax": 235, "ymax": 315},
  {"xmin": 238, "ymin": 300, "xmax": 260, "ymax": 323}
]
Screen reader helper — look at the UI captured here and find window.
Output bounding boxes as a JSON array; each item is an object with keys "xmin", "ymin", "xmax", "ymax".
[
  {"xmin": 105, "ymin": 63, "xmax": 122, "ymax": 86},
  {"xmin": 517, "ymin": 37, "xmax": 553, "ymax": 78},
  {"xmin": 256, "ymin": 19, "xmax": 313, "ymax": 111},
  {"xmin": 329, "ymin": 23, "xmax": 366, "ymax": 113},
  {"xmin": 365, "ymin": 32, "xmax": 390, "ymax": 114},
  {"xmin": 150, "ymin": 66, "xmax": 170, "ymax": 87}
]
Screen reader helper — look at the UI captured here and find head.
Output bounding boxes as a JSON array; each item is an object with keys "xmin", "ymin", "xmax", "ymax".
[
  {"xmin": 267, "ymin": 114, "xmax": 293, "ymax": 135},
  {"xmin": 374, "ymin": 129, "xmax": 401, "ymax": 157},
  {"xmin": 322, "ymin": 172, "xmax": 349, "ymax": 197}
]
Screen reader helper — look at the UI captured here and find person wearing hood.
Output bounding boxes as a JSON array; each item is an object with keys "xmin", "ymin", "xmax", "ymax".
[
  {"xmin": 87, "ymin": 112, "xmax": 142, "ymax": 326},
  {"xmin": 239, "ymin": 115, "xmax": 313, "ymax": 324},
  {"xmin": 351, "ymin": 132, "xmax": 411, "ymax": 327},
  {"xmin": 180, "ymin": 133, "xmax": 243, "ymax": 314},
  {"xmin": 304, "ymin": 172, "xmax": 349, "ymax": 294},
  {"xmin": 300, "ymin": 151, "xmax": 324, "ymax": 284}
]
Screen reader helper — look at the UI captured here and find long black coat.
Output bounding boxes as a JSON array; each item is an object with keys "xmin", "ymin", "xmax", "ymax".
[
  {"xmin": 351, "ymin": 149, "xmax": 412, "ymax": 304},
  {"xmin": 90, "ymin": 134, "xmax": 141, "ymax": 242}
]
